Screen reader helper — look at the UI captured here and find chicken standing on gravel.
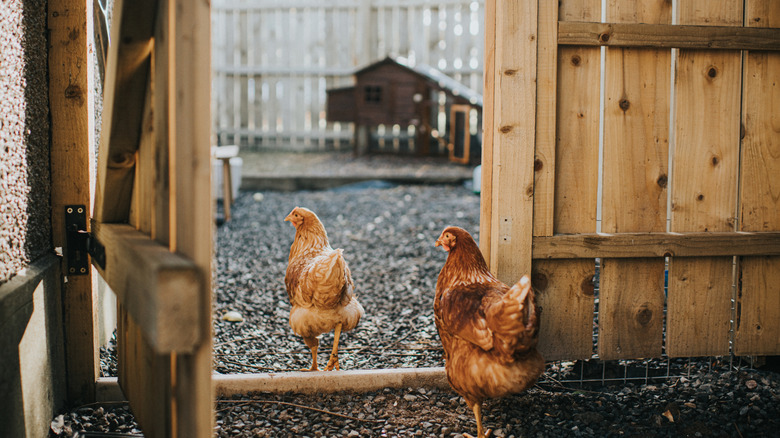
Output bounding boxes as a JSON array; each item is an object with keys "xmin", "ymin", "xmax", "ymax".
[
  {"xmin": 434, "ymin": 226, "xmax": 544, "ymax": 438},
  {"xmin": 284, "ymin": 207, "xmax": 364, "ymax": 371}
]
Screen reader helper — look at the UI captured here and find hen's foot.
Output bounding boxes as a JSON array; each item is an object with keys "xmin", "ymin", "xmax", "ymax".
[
  {"xmin": 463, "ymin": 429, "xmax": 491, "ymax": 438},
  {"xmin": 302, "ymin": 343, "xmax": 318, "ymax": 371},
  {"xmin": 325, "ymin": 323, "xmax": 343, "ymax": 371},
  {"xmin": 324, "ymin": 354, "xmax": 340, "ymax": 371}
]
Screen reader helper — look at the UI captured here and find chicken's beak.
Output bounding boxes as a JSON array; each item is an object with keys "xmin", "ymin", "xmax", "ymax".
[
  {"xmin": 284, "ymin": 212, "xmax": 296, "ymax": 227},
  {"xmin": 435, "ymin": 235, "xmax": 450, "ymax": 251}
]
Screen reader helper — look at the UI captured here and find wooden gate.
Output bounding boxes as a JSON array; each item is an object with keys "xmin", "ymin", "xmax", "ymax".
[
  {"xmin": 92, "ymin": 0, "xmax": 212, "ymax": 437},
  {"xmin": 481, "ymin": 0, "xmax": 780, "ymax": 362}
]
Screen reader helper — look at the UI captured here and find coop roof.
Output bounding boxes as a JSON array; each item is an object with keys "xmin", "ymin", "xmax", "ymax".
[{"xmin": 355, "ymin": 56, "xmax": 483, "ymax": 108}]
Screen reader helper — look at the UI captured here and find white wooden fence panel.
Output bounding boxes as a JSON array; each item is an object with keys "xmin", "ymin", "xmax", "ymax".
[{"xmin": 212, "ymin": 0, "xmax": 484, "ymax": 151}]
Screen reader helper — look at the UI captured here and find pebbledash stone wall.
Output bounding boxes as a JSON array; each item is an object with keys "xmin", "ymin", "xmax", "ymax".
[
  {"xmin": 0, "ymin": 0, "xmax": 52, "ymax": 283},
  {"xmin": 0, "ymin": 2, "xmax": 68, "ymax": 437}
]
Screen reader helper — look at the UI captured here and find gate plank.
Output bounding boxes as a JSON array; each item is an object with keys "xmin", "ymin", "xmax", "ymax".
[
  {"xmin": 532, "ymin": 0, "xmax": 600, "ymax": 362},
  {"xmin": 170, "ymin": 0, "xmax": 214, "ymax": 436},
  {"xmin": 532, "ymin": 0, "xmax": 557, "ymax": 237},
  {"xmin": 483, "ymin": 0, "xmax": 537, "ymax": 284},
  {"xmin": 119, "ymin": 2, "xmax": 178, "ymax": 434},
  {"xmin": 478, "ymin": 0, "xmax": 496, "ymax": 262},
  {"xmin": 667, "ymin": 0, "xmax": 743, "ymax": 358},
  {"xmin": 117, "ymin": 305, "xmax": 173, "ymax": 437},
  {"xmin": 554, "ymin": 5, "xmax": 600, "ymax": 235},
  {"xmin": 600, "ymin": 258, "xmax": 665, "ymax": 358},
  {"xmin": 735, "ymin": 1, "xmax": 780, "ymax": 356},
  {"xmin": 598, "ymin": 0, "xmax": 670, "ymax": 361},
  {"xmin": 534, "ymin": 259, "xmax": 595, "ymax": 360},
  {"xmin": 94, "ymin": 0, "xmax": 157, "ymax": 224}
]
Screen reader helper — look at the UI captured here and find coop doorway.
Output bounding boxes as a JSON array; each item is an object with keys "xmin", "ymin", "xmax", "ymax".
[{"xmin": 85, "ymin": 0, "xmax": 780, "ymax": 437}]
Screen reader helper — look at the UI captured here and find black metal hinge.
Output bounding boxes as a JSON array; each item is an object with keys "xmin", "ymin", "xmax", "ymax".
[{"xmin": 64, "ymin": 205, "xmax": 106, "ymax": 275}]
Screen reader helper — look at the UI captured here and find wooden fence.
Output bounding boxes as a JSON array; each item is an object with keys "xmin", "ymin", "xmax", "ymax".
[
  {"xmin": 211, "ymin": 0, "xmax": 484, "ymax": 150},
  {"xmin": 481, "ymin": 0, "xmax": 780, "ymax": 362}
]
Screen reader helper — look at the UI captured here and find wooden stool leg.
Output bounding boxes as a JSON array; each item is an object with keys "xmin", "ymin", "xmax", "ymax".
[{"xmin": 222, "ymin": 158, "xmax": 233, "ymax": 221}]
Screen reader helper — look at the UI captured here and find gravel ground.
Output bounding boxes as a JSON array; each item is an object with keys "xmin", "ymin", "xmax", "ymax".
[
  {"xmin": 57, "ymin": 183, "xmax": 780, "ymax": 437},
  {"xmin": 55, "ymin": 359, "xmax": 780, "ymax": 438},
  {"xmin": 212, "ymin": 183, "xmax": 480, "ymax": 372}
]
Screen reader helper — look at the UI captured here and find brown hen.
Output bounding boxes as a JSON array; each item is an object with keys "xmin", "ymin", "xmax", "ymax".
[
  {"xmin": 434, "ymin": 226, "xmax": 544, "ymax": 438},
  {"xmin": 285, "ymin": 207, "xmax": 364, "ymax": 371}
]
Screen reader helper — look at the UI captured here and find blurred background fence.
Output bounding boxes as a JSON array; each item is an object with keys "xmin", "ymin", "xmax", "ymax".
[{"xmin": 211, "ymin": 0, "xmax": 485, "ymax": 151}]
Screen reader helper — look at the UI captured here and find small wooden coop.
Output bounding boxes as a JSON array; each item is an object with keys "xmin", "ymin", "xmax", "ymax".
[{"xmin": 326, "ymin": 56, "xmax": 482, "ymax": 163}]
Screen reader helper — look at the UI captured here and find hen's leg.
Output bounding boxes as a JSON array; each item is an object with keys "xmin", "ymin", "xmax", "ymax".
[
  {"xmin": 302, "ymin": 336, "xmax": 319, "ymax": 371},
  {"xmin": 463, "ymin": 400, "xmax": 490, "ymax": 438},
  {"xmin": 325, "ymin": 323, "xmax": 342, "ymax": 371}
]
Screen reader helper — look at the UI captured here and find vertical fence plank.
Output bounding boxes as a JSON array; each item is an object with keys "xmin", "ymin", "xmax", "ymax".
[
  {"xmin": 247, "ymin": 6, "xmax": 257, "ymax": 146},
  {"xmin": 598, "ymin": 0, "xmax": 670, "ymax": 361},
  {"xmin": 118, "ymin": 1, "xmax": 174, "ymax": 435},
  {"xmin": 485, "ymin": 0, "xmax": 537, "ymax": 285},
  {"xmin": 534, "ymin": 259, "xmax": 595, "ymax": 360},
  {"xmin": 533, "ymin": 0, "xmax": 600, "ymax": 362},
  {"xmin": 230, "ymin": 9, "xmax": 241, "ymax": 145},
  {"xmin": 478, "ymin": 0, "xmax": 496, "ymax": 263},
  {"xmin": 117, "ymin": 304, "xmax": 173, "ymax": 435},
  {"xmin": 171, "ymin": 0, "xmax": 213, "ymax": 434},
  {"xmin": 735, "ymin": 0, "xmax": 780, "ymax": 356},
  {"xmin": 532, "ymin": 0, "xmax": 557, "ymax": 237},
  {"xmin": 666, "ymin": 1, "xmax": 742, "ymax": 358},
  {"xmin": 554, "ymin": 1, "xmax": 600, "ymax": 235},
  {"xmin": 533, "ymin": 0, "xmax": 593, "ymax": 362}
]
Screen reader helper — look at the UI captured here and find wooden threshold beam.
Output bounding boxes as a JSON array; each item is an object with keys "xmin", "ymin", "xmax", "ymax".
[
  {"xmin": 533, "ymin": 232, "xmax": 780, "ymax": 259},
  {"xmin": 559, "ymin": 21, "xmax": 780, "ymax": 51},
  {"xmin": 91, "ymin": 222, "xmax": 202, "ymax": 353}
]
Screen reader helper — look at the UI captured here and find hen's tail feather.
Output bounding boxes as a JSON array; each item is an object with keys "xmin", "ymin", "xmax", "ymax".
[{"xmin": 488, "ymin": 275, "xmax": 539, "ymax": 357}]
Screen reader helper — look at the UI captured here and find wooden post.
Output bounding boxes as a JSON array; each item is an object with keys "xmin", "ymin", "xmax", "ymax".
[{"xmin": 48, "ymin": 0, "xmax": 98, "ymax": 403}]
